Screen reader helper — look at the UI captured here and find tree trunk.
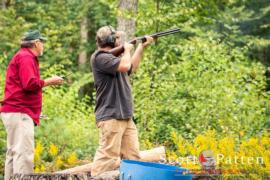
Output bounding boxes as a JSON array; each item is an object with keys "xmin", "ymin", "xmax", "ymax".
[
  {"xmin": 117, "ymin": 0, "xmax": 138, "ymax": 41},
  {"xmin": 78, "ymin": 17, "xmax": 88, "ymax": 68},
  {"xmin": 1, "ymin": 0, "xmax": 6, "ymax": 9}
]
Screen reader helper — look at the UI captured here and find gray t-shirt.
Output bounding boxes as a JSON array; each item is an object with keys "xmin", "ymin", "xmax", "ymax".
[{"xmin": 90, "ymin": 51, "xmax": 133, "ymax": 122}]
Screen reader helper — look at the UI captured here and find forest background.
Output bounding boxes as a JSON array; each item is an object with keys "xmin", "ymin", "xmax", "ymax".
[{"xmin": 0, "ymin": 0, "xmax": 270, "ymax": 178}]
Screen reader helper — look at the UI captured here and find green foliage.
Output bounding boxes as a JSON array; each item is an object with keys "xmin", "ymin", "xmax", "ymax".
[
  {"xmin": 37, "ymin": 72, "xmax": 98, "ymax": 160},
  {"xmin": 0, "ymin": 0, "xmax": 270, "ymax": 177},
  {"xmin": 134, "ymin": 36, "xmax": 268, "ymax": 144},
  {"xmin": 131, "ymin": 0, "xmax": 270, "ymax": 148},
  {"xmin": 0, "ymin": 55, "xmax": 5, "ymax": 176}
]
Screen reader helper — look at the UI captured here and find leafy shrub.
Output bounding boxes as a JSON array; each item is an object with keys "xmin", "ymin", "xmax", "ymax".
[
  {"xmin": 134, "ymin": 35, "xmax": 269, "ymax": 146},
  {"xmin": 167, "ymin": 130, "xmax": 270, "ymax": 178},
  {"xmin": 36, "ymin": 70, "xmax": 98, "ymax": 167}
]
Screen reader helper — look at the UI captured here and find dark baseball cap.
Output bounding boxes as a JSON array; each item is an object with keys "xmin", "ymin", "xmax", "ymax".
[{"xmin": 21, "ymin": 30, "xmax": 47, "ymax": 42}]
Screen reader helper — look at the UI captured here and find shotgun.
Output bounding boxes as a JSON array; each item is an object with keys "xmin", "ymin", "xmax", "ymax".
[
  {"xmin": 109, "ymin": 28, "xmax": 180, "ymax": 57},
  {"xmin": 61, "ymin": 72, "xmax": 73, "ymax": 80}
]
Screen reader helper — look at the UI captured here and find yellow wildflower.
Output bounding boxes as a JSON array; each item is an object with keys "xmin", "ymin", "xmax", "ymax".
[
  {"xmin": 141, "ymin": 139, "xmax": 154, "ymax": 149},
  {"xmin": 67, "ymin": 152, "xmax": 77, "ymax": 165},
  {"xmin": 261, "ymin": 136, "xmax": 270, "ymax": 147},
  {"xmin": 34, "ymin": 166, "xmax": 40, "ymax": 173},
  {"xmin": 167, "ymin": 151, "xmax": 178, "ymax": 161},
  {"xmin": 49, "ymin": 143, "xmax": 58, "ymax": 157},
  {"xmin": 239, "ymin": 131, "xmax": 245, "ymax": 137},
  {"xmin": 40, "ymin": 165, "xmax": 46, "ymax": 172},
  {"xmin": 248, "ymin": 138, "xmax": 258, "ymax": 146},
  {"xmin": 218, "ymin": 137, "xmax": 235, "ymax": 157},
  {"xmin": 56, "ymin": 156, "xmax": 64, "ymax": 169},
  {"xmin": 166, "ymin": 129, "xmax": 270, "ymax": 177},
  {"xmin": 34, "ymin": 141, "xmax": 44, "ymax": 162}
]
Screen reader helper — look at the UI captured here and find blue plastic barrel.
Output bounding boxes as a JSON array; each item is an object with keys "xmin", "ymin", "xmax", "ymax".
[{"xmin": 120, "ymin": 160, "xmax": 193, "ymax": 180}]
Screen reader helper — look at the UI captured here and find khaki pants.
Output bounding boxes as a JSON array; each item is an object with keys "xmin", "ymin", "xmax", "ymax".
[
  {"xmin": 1, "ymin": 113, "xmax": 34, "ymax": 180},
  {"xmin": 91, "ymin": 119, "xmax": 140, "ymax": 176}
]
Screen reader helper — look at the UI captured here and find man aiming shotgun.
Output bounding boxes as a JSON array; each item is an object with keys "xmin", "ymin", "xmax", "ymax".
[{"xmin": 90, "ymin": 26, "xmax": 179, "ymax": 177}]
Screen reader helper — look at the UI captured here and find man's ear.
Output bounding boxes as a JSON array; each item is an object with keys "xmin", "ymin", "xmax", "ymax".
[{"xmin": 33, "ymin": 41, "xmax": 38, "ymax": 48}]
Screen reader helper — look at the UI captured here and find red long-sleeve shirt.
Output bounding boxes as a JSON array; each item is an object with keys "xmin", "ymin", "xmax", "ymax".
[{"xmin": 0, "ymin": 48, "xmax": 45, "ymax": 125}]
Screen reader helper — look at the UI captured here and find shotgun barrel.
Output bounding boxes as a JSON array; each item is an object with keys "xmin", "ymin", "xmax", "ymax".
[
  {"xmin": 109, "ymin": 28, "xmax": 180, "ymax": 56},
  {"xmin": 129, "ymin": 28, "xmax": 180, "ymax": 43}
]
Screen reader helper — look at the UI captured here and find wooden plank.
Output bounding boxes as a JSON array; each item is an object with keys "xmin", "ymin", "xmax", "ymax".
[
  {"xmin": 140, "ymin": 146, "xmax": 166, "ymax": 162},
  {"xmin": 56, "ymin": 146, "xmax": 166, "ymax": 174},
  {"xmin": 56, "ymin": 163, "xmax": 93, "ymax": 174}
]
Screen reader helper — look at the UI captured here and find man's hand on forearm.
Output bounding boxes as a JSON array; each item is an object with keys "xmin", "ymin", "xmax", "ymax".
[
  {"xmin": 117, "ymin": 43, "xmax": 134, "ymax": 72},
  {"xmin": 44, "ymin": 76, "xmax": 64, "ymax": 87},
  {"xmin": 131, "ymin": 36, "xmax": 154, "ymax": 72},
  {"xmin": 142, "ymin": 36, "xmax": 154, "ymax": 48}
]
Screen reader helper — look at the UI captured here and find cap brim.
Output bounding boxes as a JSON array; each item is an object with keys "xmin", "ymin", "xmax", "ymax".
[{"xmin": 39, "ymin": 36, "xmax": 47, "ymax": 42}]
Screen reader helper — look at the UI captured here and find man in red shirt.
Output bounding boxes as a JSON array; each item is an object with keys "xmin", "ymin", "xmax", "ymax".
[{"xmin": 0, "ymin": 30, "xmax": 64, "ymax": 180}]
